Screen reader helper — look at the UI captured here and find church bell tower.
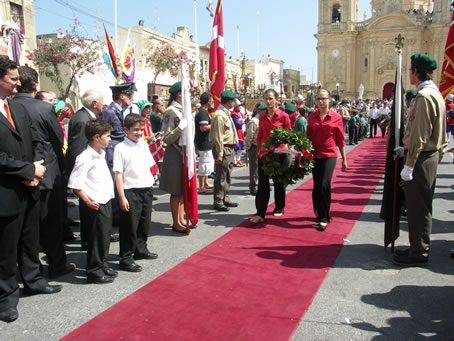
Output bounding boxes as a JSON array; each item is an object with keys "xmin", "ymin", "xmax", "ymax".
[{"xmin": 318, "ymin": 0, "xmax": 359, "ymax": 33}]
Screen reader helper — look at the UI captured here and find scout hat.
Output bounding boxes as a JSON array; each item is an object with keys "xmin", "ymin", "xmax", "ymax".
[
  {"xmin": 411, "ymin": 54, "xmax": 437, "ymax": 71},
  {"xmin": 54, "ymin": 100, "xmax": 66, "ymax": 113},
  {"xmin": 257, "ymin": 104, "xmax": 267, "ymax": 111},
  {"xmin": 220, "ymin": 90, "xmax": 236, "ymax": 101},
  {"xmin": 169, "ymin": 82, "xmax": 182, "ymax": 95},
  {"xmin": 137, "ymin": 99, "xmax": 151, "ymax": 111},
  {"xmin": 405, "ymin": 90, "xmax": 416, "ymax": 101},
  {"xmin": 341, "ymin": 99, "xmax": 349, "ymax": 104},
  {"xmin": 332, "ymin": 100, "xmax": 338, "ymax": 105},
  {"xmin": 284, "ymin": 103, "xmax": 298, "ymax": 114}
]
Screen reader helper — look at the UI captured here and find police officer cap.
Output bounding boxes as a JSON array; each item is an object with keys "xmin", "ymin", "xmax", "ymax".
[
  {"xmin": 169, "ymin": 82, "xmax": 182, "ymax": 95},
  {"xmin": 110, "ymin": 82, "xmax": 136, "ymax": 95},
  {"xmin": 411, "ymin": 54, "xmax": 437, "ymax": 71},
  {"xmin": 257, "ymin": 104, "xmax": 267, "ymax": 111},
  {"xmin": 341, "ymin": 99, "xmax": 349, "ymax": 104},
  {"xmin": 284, "ymin": 103, "xmax": 298, "ymax": 113},
  {"xmin": 220, "ymin": 90, "xmax": 236, "ymax": 101}
]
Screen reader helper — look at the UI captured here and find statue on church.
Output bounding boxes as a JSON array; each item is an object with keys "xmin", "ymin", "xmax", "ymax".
[
  {"xmin": 1, "ymin": 12, "xmax": 24, "ymax": 65},
  {"xmin": 358, "ymin": 83, "xmax": 365, "ymax": 100}
]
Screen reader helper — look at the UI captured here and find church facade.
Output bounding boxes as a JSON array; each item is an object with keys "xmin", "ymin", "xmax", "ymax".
[{"xmin": 316, "ymin": 0, "xmax": 452, "ymax": 100}]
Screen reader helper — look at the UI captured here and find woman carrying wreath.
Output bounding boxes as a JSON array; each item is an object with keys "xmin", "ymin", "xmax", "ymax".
[
  {"xmin": 307, "ymin": 89, "xmax": 347, "ymax": 231},
  {"xmin": 250, "ymin": 89, "xmax": 291, "ymax": 224}
]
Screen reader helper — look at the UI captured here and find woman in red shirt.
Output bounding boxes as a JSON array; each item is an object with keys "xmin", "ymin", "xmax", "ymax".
[
  {"xmin": 250, "ymin": 89, "xmax": 291, "ymax": 224},
  {"xmin": 307, "ymin": 89, "xmax": 347, "ymax": 231}
]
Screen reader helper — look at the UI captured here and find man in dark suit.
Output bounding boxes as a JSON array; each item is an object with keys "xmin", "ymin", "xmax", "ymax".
[
  {"xmin": 65, "ymin": 89, "xmax": 104, "ymax": 175},
  {"xmin": 0, "ymin": 56, "xmax": 61, "ymax": 323},
  {"xmin": 66, "ymin": 90, "xmax": 105, "ymax": 247},
  {"xmin": 14, "ymin": 66, "xmax": 76, "ymax": 278}
]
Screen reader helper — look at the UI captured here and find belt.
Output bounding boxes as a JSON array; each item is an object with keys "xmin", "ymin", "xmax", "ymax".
[{"xmin": 224, "ymin": 144, "xmax": 235, "ymax": 148}]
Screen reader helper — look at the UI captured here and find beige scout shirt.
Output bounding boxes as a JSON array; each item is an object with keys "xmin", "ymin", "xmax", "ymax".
[
  {"xmin": 162, "ymin": 103, "xmax": 183, "ymax": 147},
  {"xmin": 403, "ymin": 83, "xmax": 448, "ymax": 167},
  {"xmin": 245, "ymin": 116, "xmax": 259, "ymax": 150},
  {"xmin": 209, "ymin": 106, "xmax": 238, "ymax": 158},
  {"xmin": 339, "ymin": 106, "xmax": 350, "ymax": 121}
]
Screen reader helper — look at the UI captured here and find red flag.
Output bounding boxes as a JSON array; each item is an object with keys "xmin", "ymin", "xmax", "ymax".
[
  {"xmin": 209, "ymin": 0, "xmax": 225, "ymax": 109},
  {"xmin": 103, "ymin": 24, "xmax": 119, "ymax": 79},
  {"xmin": 440, "ymin": 10, "xmax": 454, "ymax": 99},
  {"xmin": 181, "ymin": 62, "xmax": 198, "ymax": 229}
]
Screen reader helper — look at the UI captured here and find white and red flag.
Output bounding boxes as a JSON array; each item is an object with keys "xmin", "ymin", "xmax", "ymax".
[
  {"xmin": 180, "ymin": 62, "xmax": 198, "ymax": 229},
  {"xmin": 209, "ymin": 0, "xmax": 225, "ymax": 109}
]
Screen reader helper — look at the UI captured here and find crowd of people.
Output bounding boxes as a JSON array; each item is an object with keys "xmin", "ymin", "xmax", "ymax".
[{"xmin": 0, "ymin": 51, "xmax": 450, "ymax": 323}]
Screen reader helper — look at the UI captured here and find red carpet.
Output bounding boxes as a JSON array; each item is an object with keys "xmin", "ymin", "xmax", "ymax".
[{"xmin": 62, "ymin": 138, "xmax": 386, "ymax": 341}]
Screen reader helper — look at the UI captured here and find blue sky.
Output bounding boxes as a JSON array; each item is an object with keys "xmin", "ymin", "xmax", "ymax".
[{"xmin": 34, "ymin": 0, "xmax": 371, "ymax": 82}]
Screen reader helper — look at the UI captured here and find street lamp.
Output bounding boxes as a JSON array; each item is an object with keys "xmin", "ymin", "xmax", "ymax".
[{"xmin": 336, "ymin": 82, "xmax": 340, "ymax": 101}]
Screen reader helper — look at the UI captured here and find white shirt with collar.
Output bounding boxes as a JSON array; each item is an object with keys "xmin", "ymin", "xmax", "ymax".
[
  {"xmin": 83, "ymin": 107, "xmax": 97, "ymax": 120},
  {"xmin": 113, "ymin": 137, "xmax": 156, "ymax": 189},
  {"xmin": 68, "ymin": 146, "xmax": 114, "ymax": 204},
  {"xmin": 0, "ymin": 98, "xmax": 9, "ymax": 120}
]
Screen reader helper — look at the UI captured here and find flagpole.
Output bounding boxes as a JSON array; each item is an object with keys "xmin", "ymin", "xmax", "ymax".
[
  {"xmin": 194, "ymin": 0, "xmax": 199, "ymax": 87},
  {"xmin": 391, "ymin": 34, "xmax": 404, "ymax": 252},
  {"xmin": 114, "ymin": 0, "xmax": 118, "ymax": 52}
]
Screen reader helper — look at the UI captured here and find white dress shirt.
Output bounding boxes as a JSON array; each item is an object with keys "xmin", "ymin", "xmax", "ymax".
[
  {"xmin": 368, "ymin": 108, "xmax": 379, "ymax": 120},
  {"xmin": 113, "ymin": 137, "xmax": 156, "ymax": 189},
  {"xmin": 68, "ymin": 146, "xmax": 114, "ymax": 204}
]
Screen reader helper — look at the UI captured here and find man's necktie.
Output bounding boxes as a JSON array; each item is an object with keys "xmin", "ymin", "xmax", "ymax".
[{"xmin": 4, "ymin": 101, "xmax": 16, "ymax": 129}]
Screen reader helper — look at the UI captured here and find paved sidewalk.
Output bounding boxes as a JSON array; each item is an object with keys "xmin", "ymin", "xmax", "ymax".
[{"xmin": 0, "ymin": 139, "xmax": 453, "ymax": 340}]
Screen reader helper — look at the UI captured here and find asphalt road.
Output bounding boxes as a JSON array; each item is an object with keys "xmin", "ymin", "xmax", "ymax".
[{"xmin": 1, "ymin": 139, "xmax": 453, "ymax": 340}]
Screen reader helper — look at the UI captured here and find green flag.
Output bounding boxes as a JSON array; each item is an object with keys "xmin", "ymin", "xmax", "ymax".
[{"xmin": 380, "ymin": 68, "xmax": 406, "ymax": 248}]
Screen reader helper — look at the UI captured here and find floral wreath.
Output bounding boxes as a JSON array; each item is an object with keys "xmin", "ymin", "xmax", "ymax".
[
  {"xmin": 378, "ymin": 113, "xmax": 390, "ymax": 128},
  {"xmin": 259, "ymin": 127, "xmax": 314, "ymax": 186}
]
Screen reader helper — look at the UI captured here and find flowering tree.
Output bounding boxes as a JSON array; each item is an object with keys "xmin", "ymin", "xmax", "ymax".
[
  {"xmin": 27, "ymin": 18, "xmax": 102, "ymax": 98},
  {"xmin": 144, "ymin": 40, "xmax": 189, "ymax": 84}
]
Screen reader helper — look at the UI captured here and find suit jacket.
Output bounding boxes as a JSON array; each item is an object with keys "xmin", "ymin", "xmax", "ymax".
[
  {"xmin": 12, "ymin": 93, "xmax": 64, "ymax": 190},
  {"xmin": 0, "ymin": 100, "xmax": 43, "ymax": 217},
  {"xmin": 65, "ymin": 107, "xmax": 94, "ymax": 175}
]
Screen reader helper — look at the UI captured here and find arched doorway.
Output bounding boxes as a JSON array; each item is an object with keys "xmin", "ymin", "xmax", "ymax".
[{"xmin": 382, "ymin": 82, "xmax": 394, "ymax": 100}]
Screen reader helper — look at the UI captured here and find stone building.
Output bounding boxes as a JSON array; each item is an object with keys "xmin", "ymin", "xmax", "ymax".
[
  {"xmin": 316, "ymin": 0, "xmax": 452, "ymax": 100},
  {"xmin": 283, "ymin": 69, "xmax": 301, "ymax": 99},
  {"xmin": 0, "ymin": 0, "xmax": 36, "ymax": 66}
]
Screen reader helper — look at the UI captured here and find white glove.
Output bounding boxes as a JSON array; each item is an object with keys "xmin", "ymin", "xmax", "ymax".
[
  {"xmin": 178, "ymin": 118, "xmax": 188, "ymax": 131},
  {"xmin": 394, "ymin": 146, "xmax": 405, "ymax": 158},
  {"xmin": 400, "ymin": 165, "xmax": 414, "ymax": 181}
]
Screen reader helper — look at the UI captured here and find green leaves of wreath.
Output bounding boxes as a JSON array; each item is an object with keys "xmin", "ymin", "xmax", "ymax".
[{"xmin": 259, "ymin": 127, "xmax": 314, "ymax": 187}]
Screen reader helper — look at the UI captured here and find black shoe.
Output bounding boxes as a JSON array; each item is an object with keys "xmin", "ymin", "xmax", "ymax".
[
  {"xmin": 103, "ymin": 268, "xmax": 118, "ymax": 277},
  {"xmin": 208, "ymin": 173, "xmax": 216, "ymax": 179},
  {"xmin": 393, "ymin": 253, "xmax": 428, "ymax": 267},
  {"xmin": 110, "ymin": 234, "xmax": 120, "ymax": 243},
  {"xmin": 224, "ymin": 202, "xmax": 238, "ymax": 208},
  {"xmin": 87, "ymin": 275, "xmax": 115, "ymax": 284},
  {"xmin": 24, "ymin": 284, "xmax": 62, "ymax": 296},
  {"xmin": 0, "ymin": 308, "xmax": 18, "ymax": 323},
  {"xmin": 81, "ymin": 241, "xmax": 88, "ymax": 251},
  {"xmin": 119, "ymin": 263, "xmax": 142, "ymax": 272},
  {"xmin": 250, "ymin": 191, "xmax": 257, "ymax": 196},
  {"xmin": 134, "ymin": 251, "xmax": 158, "ymax": 260},
  {"xmin": 317, "ymin": 222, "xmax": 328, "ymax": 231},
  {"xmin": 450, "ymin": 249, "xmax": 454, "ymax": 259},
  {"xmin": 394, "ymin": 247, "xmax": 410, "ymax": 256},
  {"xmin": 172, "ymin": 226, "xmax": 187, "ymax": 234},
  {"xmin": 48, "ymin": 263, "xmax": 76, "ymax": 279},
  {"xmin": 213, "ymin": 204, "xmax": 229, "ymax": 212},
  {"xmin": 64, "ymin": 232, "xmax": 76, "ymax": 242}
]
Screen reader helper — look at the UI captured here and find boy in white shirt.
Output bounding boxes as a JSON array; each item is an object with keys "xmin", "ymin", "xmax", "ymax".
[
  {"xmin": 114, "ymin": 114, "xmax": 157, "ymax": 273},
  {"xmin": 68, "ymin": 119, "xmax": 116, "ymax": 284}
]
